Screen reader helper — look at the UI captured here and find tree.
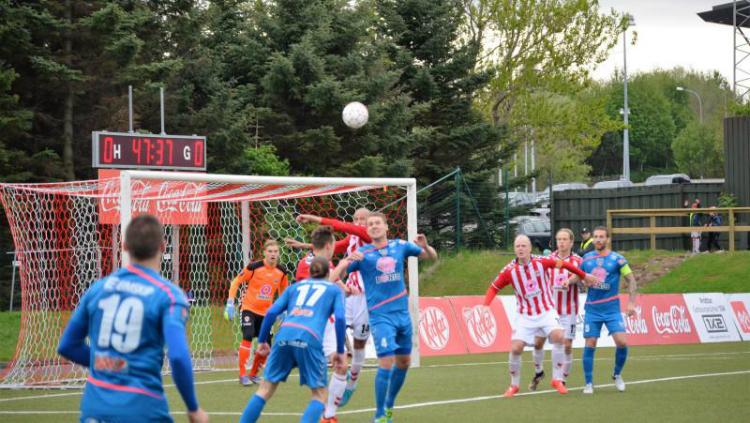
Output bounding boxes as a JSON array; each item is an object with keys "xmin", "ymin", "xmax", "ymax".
[{"xmin": 672, "ymin": 122, "xmax": 723, "ymax": 178}]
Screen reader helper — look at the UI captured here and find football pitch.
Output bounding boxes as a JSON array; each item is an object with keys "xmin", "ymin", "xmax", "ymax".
[{"xmin": 1, "ymin": 343, "xmax": 748, "ymax": 422}]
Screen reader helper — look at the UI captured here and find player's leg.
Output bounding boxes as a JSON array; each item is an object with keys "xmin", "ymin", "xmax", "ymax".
[
  {"xmin": 528, "ymin": 335, "xmax": 546, "ymax": 391},
  {"xmin": 383, "ymin": 317, "xmax": 412, "ymax": 421},
  {"xmin": 248, "ymin": 313, "xmax": 267, "ymax": 382},
  {"xmin": 608, "ymin": 315, "xmax": 629, "ymax": 392},
  {"xmin": 371, "ymin": 319, "xmax": 397, "ymax": 421},
  {"xmin": 506, "ymin": 339, "xmax": 526, "ymax": 397},
  {"xmin": 302, "ymin": 387, "xmax": 328, "ymax": 423},
  {"xmin": 342, "ymin": 296, "xmax": 369, "ymax": 406},
  {"xmin": 546, "ymin": 328, "xmax": 568, "ymax": 394},
  {"xmin": 239, "ymin": 311, "xmax": 257, "ymax": 385},
  {"xmin": 582, "ymin": 311, "xmax": 604, "ymax": 394},
  {"xmin": 559, "ymin": 314, "xmax": 576, "ymax": 383},
  {"xmin": 241, "ymin": 344, "xmax": 293, "ymax": 422},
  {"xmin": 322, "ymin": 319, "xmax": 347, "ymax": 422},
  {"xmin": 296, "ymin": 345, "xmax": 329, "ymax": 423}
]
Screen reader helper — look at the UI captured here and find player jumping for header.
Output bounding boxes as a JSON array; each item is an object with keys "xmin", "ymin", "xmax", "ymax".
[{"xmin": 564, "ymin": 226, "xmax": 638, "ymax": 394}]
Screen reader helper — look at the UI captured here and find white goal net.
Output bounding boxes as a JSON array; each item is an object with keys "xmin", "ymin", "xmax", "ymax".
[{"xmin": 0, "ymin": 171, "xmax": 418, "ymax": 388}]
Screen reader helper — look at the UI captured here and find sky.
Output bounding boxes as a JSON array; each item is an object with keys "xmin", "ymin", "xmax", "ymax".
[{"xmin": 593, "ymin": 0, "xmax": 735, "ymax": 84}]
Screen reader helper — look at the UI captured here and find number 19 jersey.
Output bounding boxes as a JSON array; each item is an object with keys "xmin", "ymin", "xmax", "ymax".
[{"xmin": 70, "ymin": 264, "xmax": 189, "ymax": 421}]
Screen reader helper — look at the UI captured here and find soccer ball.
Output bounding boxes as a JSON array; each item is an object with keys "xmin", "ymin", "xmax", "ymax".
[{"xmin": 342, "ymin": 102, "xmax": 369, "ymax": 129}]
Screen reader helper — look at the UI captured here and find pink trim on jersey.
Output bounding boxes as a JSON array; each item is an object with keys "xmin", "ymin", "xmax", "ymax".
[
  {"xmin": 549, "ymin": 252, "xmax": 582, "ymax": 315},
  {"xmin": 281, "ymin": 322, "xmax": 321, "ymax": 340},
  {"xmin": 369, "ymin": 289, "xmax": 408, "ymax": 312},
  {"xmin": 587, "ymin": 294, "xmax": 620, "ymax": 305},
  {"xmin": 127, "ymin": 265, "xmax": 176, "ymax": 313},
  {"xmin": 86, "ymin": 376, "xmax": 163, "ymax": 399}
]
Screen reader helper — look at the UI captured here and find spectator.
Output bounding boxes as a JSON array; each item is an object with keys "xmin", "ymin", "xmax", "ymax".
[
  {"xmin": 705, "ymin": 207, "xmax": 723, "ymax": 252},
  {"xmin": 689, "ymin": 201, "xmax": 702, "ymax": 254},
  {"xmin": 577, "ymin": 227, "xmax": 594, "ymax": 256},
  {"xmin": 682, "ymin": 200, "xmax": 691, "ymax": 251}
]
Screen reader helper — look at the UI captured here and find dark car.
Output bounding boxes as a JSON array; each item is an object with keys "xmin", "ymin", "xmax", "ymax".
[{"xmin": 514, "ymin": 216, "xmax": 551, "ymax": 253}]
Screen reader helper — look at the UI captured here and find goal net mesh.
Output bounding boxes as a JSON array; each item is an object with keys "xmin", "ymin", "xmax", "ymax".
[{"xmin": 0, "ymin": 174, "xmax": 408, "ymax": 388}]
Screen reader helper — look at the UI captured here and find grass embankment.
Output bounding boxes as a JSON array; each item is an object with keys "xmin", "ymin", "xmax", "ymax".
[{"xmin": 641, "ymin": 251, "xmax": 750, "ymax": 293}]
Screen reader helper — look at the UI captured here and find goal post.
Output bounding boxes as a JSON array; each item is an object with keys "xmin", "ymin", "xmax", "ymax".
[{"xmin": 0, "ymin": 171, "xmax": 421, "ymax": 388}]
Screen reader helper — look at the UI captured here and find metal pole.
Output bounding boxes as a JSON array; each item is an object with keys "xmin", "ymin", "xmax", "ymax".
[
  {"xmin": 531, "ymin": 138, "xmax": 536, "ymax": 194},
  {"xmin": 455, "ymin": 170, "xmax": 462, "ymax": 249},
  {"xmin": 120, "ymin": 171, "xmax": 133, "ymax": 267},
  {"xmin": 160, "ymin": 86, "xmax": 166, "ymax": 135},
  {"xmin": 128, "ymin": 85, "xmax": 133, "ymax": 133},
  {"xmin": 623, "ymin": 21, "xmax": 631, "ymax": 181},
  {"xmin": 524, "ymin": 141, "xmax": 529, "ymax": 192},
  {"xmin": 504, "ymin": 168, "xmax": 510, "ymax": 249},
  {"xmin": 405, "ymin": 181, "xmax": 420, "ymax": 368},
  {"xmin": 9, "ymin": 252, "xmax": 18, "ymax": 312},
  {"xmin": 734, "ymin": 0, "xmax": 738, "ymax": 97},
  {"xmin": 513, "ymin": 152, "xmax": 518, "ymax": 192}
]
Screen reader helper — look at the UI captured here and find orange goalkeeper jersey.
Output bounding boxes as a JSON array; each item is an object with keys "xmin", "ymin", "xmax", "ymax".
[{"xmin": 228, "ymin": 260, "xmax": 290, "ymax": 315}]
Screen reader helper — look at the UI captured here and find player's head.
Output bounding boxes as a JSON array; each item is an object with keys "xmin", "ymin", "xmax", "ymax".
[
  {"xmin": 124, "ymin": 214, "xmax": 165, "ymax": 262},
  {"xmin": 592, "ymin": 226, "xmax": 609, "ymax": 251},
  {"xmin": 309, "ymin": 256, "xmax": 330, "ymax": 279},
  {"xmin": 263, "ymin": 239, "xmax": 280, "ymax": 265},
  {"xmin": 366, "ymin": 212, "xmax": 388, "ymax": 240},
  {"xmin": 513, "ymin": 234, "xmax": 532, "ymax": 260},
  {"xmin": 353, "ymin": 208, "xmax": 370, "ymax": 226},
  {"xmin": 310, "ymin": 225, "xmax": 335, "ymax": 260},
  {"xmin": 555, "ymin": 228, "xmax": 574, "ymax": 253}
]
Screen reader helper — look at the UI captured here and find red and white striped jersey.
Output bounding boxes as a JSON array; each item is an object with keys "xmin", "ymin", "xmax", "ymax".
[
  {"xmin": 490, "ymin": 257, "xmax": 560, "ymax": 316},
  {"xmin": 548, "ymin": 251, "xmax": 582, "ymax": 315},
  {"xmin": 321, "ymin": 218, "xmax": 370, "ymax": 292}
]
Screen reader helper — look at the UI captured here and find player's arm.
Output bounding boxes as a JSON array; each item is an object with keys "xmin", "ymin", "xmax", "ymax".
[
  {"xmin": 278, "ymin": 268, "xmax": 290, "ymax": 294},
  {"xmin": 333, "ymin": 289, "xmax": 346, "ymax": 354},
  {"xmin": 57, "ymin": 292, "xmax": 91, "ymax": 367},
  {"xmin": 483, "ymin": 270, "xmax": 511, "ymax": 306},
  {"xmin": 320, "ymin": 217, "xmax": 372, "ymax": 242},
  {"xmin": 621, "ymin": 261, "xmax": 637, "ymax": 315},
  {"xmin": 257, "ymin": 290, "xmax": 290, "ymax": 346},
  {"xmin": 285, "ymin": 237, "xmax": 312, "ymax": 250},
  {"xmin": 543, "ymin": 257, "xmax": 598, "ymax": 286},
  {"xmin": 333, "ymin": 235, "xmax": 351, "ymax": 255},
  {"xmin": 162, "ymin": 300, "xmax": 202, "ymax": 416},
  {"xmin": 330, "ymin": 257, "xmax": 353, "ymax": 285},
  {"xmin": 225, "ymin": 263, "xmax": 257, "ymax": 320}
]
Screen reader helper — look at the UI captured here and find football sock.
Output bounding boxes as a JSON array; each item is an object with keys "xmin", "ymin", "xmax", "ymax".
[
  {"xmin": 249, "ymin": 349, "xmax": 264, "ymax": 377},
  {"xmin": 238, "ymin": 340, "xmax": 252, "ymax": 376},
  {"xmin": 385, "ymin": 366, "xmax": 408, "ymax": 409},
  {"xmin": 563, "ymin": 352, "xmax": 573, "ymax": 380},
  {"xmin": 374, "ymin": 367, "xmax": 391, "ymax": 418},
  {"xmin": 583, "ymin": 346, "xmax": 595, "ymax": 385},
  {"xmin": 348, "ymin": 348, "xmax": 366, "ymax": 389},
  {"xmin": 509, "ymin": 353, "xmax": 521, "ymax": 387},
  {"xmin": 614, "ymin": 346, "xmax": 628, "ymax": 376},
  {"xmin": 324, "ymin": 372, "xmax": 347, "ymax": 418},
  {"xmin": 239, "ymin": 394, "xmax": 265, "ymax": 423},
  {"xmin": 551, "ymin": 343, "xmax": 565, "ymax": 380},
  {"xmin": 301, "ymin": 399, "xmax": 325, "ymax": 423},
  {"xmin": 533, "ymin": 347, "xmax": 544, "ymax": 374}
]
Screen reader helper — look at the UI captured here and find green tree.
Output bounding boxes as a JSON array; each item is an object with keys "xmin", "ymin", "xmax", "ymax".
[{"xmin": 672, "ymin": 122, "xmax": 723, "ymax": 178}]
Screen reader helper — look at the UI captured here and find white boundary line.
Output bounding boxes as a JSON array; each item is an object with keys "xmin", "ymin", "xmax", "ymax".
[
  {"xmin": 1, "ymin": 370, "xmax": 747, "ymax": 417},
  {"xmin": 1, "ymin": 350, "xmax": 748, "ymax": 404}
]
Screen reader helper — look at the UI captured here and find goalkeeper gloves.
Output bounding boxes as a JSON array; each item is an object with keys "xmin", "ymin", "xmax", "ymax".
[{"xmin": 224, "ymin": 300, "xmax": 235, "ymax": 321}]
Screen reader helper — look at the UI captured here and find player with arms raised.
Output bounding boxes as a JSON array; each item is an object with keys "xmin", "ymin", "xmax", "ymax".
[
  {"xmin": 484, "ymin": 234, "xmax": 597, "ymax": 397},
  {"xmin": 287, "ymin": 208, "xmax": 372, "ymax": 407},
  {"xmin": 240, "ymin": 257, "xmax": 347, "ymax": 423},
  {"xmin": 225, "ymin": 240, "xmax": 290, "ymax": 385},
  {"xmin": 342, "ymin": 212, "xmax": 437, "ymax": 423},
  {"xmin": 565, "ymin": 226, "xmax": 637, "ymax": 394},
  {"xmin": 57, "ymin": 215, "xmax": 208, "ymax": 422}
]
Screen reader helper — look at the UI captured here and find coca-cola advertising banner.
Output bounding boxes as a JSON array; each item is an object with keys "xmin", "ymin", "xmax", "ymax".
[
  {"xmin": 98, "ymin": 169, "xmax": 208, "ymax": 225},
  {"xmin": 447, "ymin": 296, "xmax": 512, "ymax": 354},
  {"xmin": 682, "ymin": 293, "xmax": 741, "ymax": 343},
  {"xmin": 726, "ymin": 294, "xmax": 750, "ymax": 341},
  {"xmin": 417, "ymin": 298, "xmax": 467, "ymax": 356},
  {"xmin": 618, "ymin": 294, "xmax": 700, "ymax": 345}
]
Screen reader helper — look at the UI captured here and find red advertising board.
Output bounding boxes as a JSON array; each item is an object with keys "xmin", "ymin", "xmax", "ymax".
[
  {"xmin": 730, "ymin": 300, "xmax": 750, "ymax": 337},
  {"xmin": 619, "ymin": 294, "xmax": 700, "ymax": 345},
  {"xmin": 418, "ymin": 298, "xmax": 467, "ymax": 356},
  {"xmin": 447, "ymin": 296, "xmax": 512, "ymax": 354},
  {"xmin": 98, "ymin": 169, "xmax": 208, "ymax": 225}
]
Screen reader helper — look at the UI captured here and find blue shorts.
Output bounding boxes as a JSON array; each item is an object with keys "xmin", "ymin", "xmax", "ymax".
[
  {"xmin": 370, "ymin": 311, "xmax": 412, "ymax": 358},
  {"xmin": 80, "ymin": 383, "xmax": 171, "ymax": 422},
  {"xmin": 263, "ymin": 341, "xmax": 327, "ymax": 388},
  {"xmin": 583, "ymin": 305, "xmax": 625, "ymax": 338}
]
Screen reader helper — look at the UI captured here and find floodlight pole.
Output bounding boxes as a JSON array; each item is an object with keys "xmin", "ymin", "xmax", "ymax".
[
  {"xmin": 128, "ymin": 85, "xmax": 133, "ymax": 133},
  {"xmin": 622, "ymin": 14, "xmax": 634, "ymax": 182}
]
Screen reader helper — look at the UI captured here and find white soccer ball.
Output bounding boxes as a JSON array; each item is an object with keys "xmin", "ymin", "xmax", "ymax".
[{"xmin": 342, "ymin": 101, "xmax": 369, "ymax": 129}]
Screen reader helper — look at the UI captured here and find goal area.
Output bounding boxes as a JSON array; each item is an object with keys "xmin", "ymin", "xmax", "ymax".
[{"xmin": 0, "ymin": 171, "xmax": 419, "ymax": 388}]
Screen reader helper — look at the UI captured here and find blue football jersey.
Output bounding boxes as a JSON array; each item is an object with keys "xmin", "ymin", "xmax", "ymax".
[
  {"xmin": 580, "ymin": 251, "xmax": 629, "ymax": 309},
  {"xmin": 70, "ymin": 264, "xmax": 189, "ymax": 420},
  {"xmin": 347, "ymin": 239, "xmax": 422, "ymax": 317},
  {"xmin": 274, "ymin": 278, "xmax": 345, "ymax": 347}
]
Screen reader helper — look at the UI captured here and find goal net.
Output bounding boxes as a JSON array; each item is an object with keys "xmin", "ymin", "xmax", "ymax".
[{"xmin": 0, "ymin": 171, "xmax": 418, "ymax": 388}]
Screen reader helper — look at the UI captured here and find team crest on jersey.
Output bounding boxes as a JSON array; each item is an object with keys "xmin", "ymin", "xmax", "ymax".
[
  {"xmin": 376, "ymin": 256, "xmax": 397, "ymax": 273},
  {"xmin": 244, "ymin": 315, "xmax": 250, "ymax": 322}
]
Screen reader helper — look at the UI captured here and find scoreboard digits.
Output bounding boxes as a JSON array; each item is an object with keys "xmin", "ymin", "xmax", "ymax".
[{"xmin": 93, "ymin": 132, "xmax": 206, "ymax": 170}]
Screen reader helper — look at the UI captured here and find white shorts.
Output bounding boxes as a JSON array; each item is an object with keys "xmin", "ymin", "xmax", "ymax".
[
  {"xmin": 557, "ymin": 314, "xmax": 577, "ymax": 340},
  {"xmin": 346, "ymin": 294, "xmax": 370, "ymax": 341},
  {"xmin": 322, "ymin": 318, "xmax": 337, "ymax": 357},
  {"xmin": 512, "ymin": 311, "xmax": 563, "ymax": 345}
]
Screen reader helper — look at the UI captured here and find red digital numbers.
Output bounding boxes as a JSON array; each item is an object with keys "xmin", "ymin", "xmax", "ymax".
[{"xmin": 95, "ymin": 132, "xmax": 206, "ymax": 170}]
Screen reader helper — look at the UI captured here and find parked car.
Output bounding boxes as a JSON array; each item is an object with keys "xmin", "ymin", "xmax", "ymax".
[
  {"xmin": 644, "ymin": 173, "xmax": 691, "ymax": 186},
  {"xmin": 505, "ymin": 191, "xmax": 537, "ymax": 207},
  {"xmin": 514, "ymin": 216, "xmax": 551, "ymax": 252},
  {"xmin": 592, "ymin": 179, "xmax": 634, "ymax": 189},
  {"xmin": 537, "ymin": 182, "xmax": 588, "ymax": 204}
]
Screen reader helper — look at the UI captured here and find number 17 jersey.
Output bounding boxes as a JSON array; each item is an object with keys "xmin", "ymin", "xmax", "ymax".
[{"xmin": 70, "ymin": 264, "xmax": 190, "ymax": 421}]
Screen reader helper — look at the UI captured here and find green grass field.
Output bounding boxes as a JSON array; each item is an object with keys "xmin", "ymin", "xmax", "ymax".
[
  {"xmin": 0, "ymin": 343, "xmax": 748, "ymax": 422},
  {"xmin": 641, "ymin": 251, "xmax": 750, "ymax": 293}
]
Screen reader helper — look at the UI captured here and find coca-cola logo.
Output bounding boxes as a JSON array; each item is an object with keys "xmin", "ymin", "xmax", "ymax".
[
  {"xmin": 419, "ymin": 306, "xmax": 450, "ymax": 351},
  {"xmin": 463, "ymin": 305, "xmax": 497, "ymax": 348},
  {"xmin": 652, "ymin": 305, "xmax": 692, "ymax": 335},
  {"xmin": 100, "ymin": 179, "xmax": 203, "ymax": 215},
  {"xmin": 155, "ymin": 181, "xmax": 203, "ymax": 214},
  {"xmin": 622, "ymin": 306, "xmax": 648, "ymax": 334},
  {"xmin": 731, "ymin": 301, "xmax": 750, "ymax": 333}
]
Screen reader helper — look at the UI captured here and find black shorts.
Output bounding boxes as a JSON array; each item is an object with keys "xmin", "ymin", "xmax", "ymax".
[{"xmin": 241, "ymin": 310, "xmax": 265, "ymax": 341}]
